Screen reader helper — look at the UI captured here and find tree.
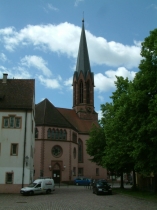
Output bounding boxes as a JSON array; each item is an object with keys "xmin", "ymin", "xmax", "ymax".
[
  {"xmin": 86, "ymin": 122, "xmax": 106, "ymax": 166},
  {"xmin": 101, "ymin": 77, "xmax": 135, "ymax": 188},
  {"xmin": 130, "ymin": 29, "xmax": 157, "ymax": 177}
]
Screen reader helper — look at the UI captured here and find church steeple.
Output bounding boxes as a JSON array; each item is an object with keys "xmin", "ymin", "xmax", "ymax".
[
  {"xmin": 75, "ymin": 19, "xmax": 91, "ymax": 78},
  {"xmin": 72, "ymin": 20, "xmax": 97, "ymax": 121}
]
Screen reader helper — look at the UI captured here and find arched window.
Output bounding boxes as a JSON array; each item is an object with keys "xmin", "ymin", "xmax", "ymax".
[
  {"xmin": 73, "ymin": 147, "xmax": 76, "ymax": 159},
  {"xmin": 59, "ymin": 129, "xmax": 63, "ymax": 140},
  {"xmin": 72, "ymin": 132, "xmax": 77, "ymax": 143},
  {"xmin": 63, "ymin": 130, "xmax": 67, "ymax": 140},
  {"xmin": 56, "ymin": 129, "xmax": 59, "ymax": 140},
  {"xmin": 47, "ymin": 128, "xmax": 51, "ymax": 139},
  {"xmin": 86, "ymin": 80, "xmax": 90, "ymax": 104},
  {"xmin": 52, "ymin": 129, "xmax": 55, "ymax": 140},
  {"xmin": 78, "ymin": 139, "xmax": 83, "ymax": 162},
  {"xmin": 74, "ymin": 82, "xmax": 77, "ymax": 105},
  {"xmin": 79, "ymin": 80, "xmax": 83, "ymax": 103},
  {"xmin": 35, "ymin": 127, "xmax": 38, "ymax": 138}
]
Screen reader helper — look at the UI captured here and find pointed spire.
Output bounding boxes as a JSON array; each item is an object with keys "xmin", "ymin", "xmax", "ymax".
[{"xmin": 75, "ymin": 19, "xmax": 91, "ymax": 78}]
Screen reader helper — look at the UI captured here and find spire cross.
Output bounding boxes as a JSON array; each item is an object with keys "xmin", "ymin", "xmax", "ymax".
[{"xmin": 82, "ymin": 11, "xmax": 84, "ymax": 22}]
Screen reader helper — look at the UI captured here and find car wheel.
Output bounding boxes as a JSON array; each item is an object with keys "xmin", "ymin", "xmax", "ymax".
[
  {"xmin": 76, "ymin": 183, "xmax": 79, "ymax": 186},
  {"xmin": 29, "ymin": 191, "xmax": 34, "ymax": 196},
  {"xmin": 93, "ymin": 189, "xmax": 95, "ymax": 194},
  {"xmin": 96, "ymin": 190, "xmax": 99, "ymax": 195},
  {"xmin": 46, "ymin": 189, "xmax": 51, "ymax": 194}
]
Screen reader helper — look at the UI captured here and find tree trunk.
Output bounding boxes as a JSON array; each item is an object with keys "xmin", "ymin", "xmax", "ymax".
[
  {"xmin": 132, "ymin": 169, "xmax": 137, "ymax": 190},
  {"xmin": 153, "ymin": 174, "xmax": 157, "ymax": 193},
  {"xmin": 120, "ymin": 172, "xmax": 124, "ymax": 189}
]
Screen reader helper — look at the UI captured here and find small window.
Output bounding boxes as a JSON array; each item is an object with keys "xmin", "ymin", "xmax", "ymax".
[
  {"xmin": 3, "ymin": 118, "xmax": 9, "ymax": 128},
  {"xmin": 47, "ymin": 128, "xmax": 51, "ymax": 139},
  {"xmin": 73, "ymin": 167, "xmax": 76, "ymax": 176},
  {"xmin": 6, "ymin": 172, "xmax": 13, "ymax": 184},
  {"xmin": 52, "ymin": 129, "xmax": 55, "ymax": 140},
  {"xmin": 15, "ymin": 118, "xmax": 20, "ymax": 128},
  {"xmin": 63, "ymin": 130, "xmax": 67, "ymax": 140},
  {"xmin": 35, "ymin": 128, "xmax": 38, "ymax": 138},
  {"xmin": 72, "ymin": 132, "xmax": 77, "ymax": 143},
  {"xmin": 3, "ymin": 116, "xmax": 21, "ymax": 128},
  {"xmin": 10, "ymin": 116, "xmax": 14, "ymax": 128},
  {"xmin": 73, "ymin": 147, "xmax": 76, "ymax": 159},
  {"xmin": 78, "ymin": 168, "xmax": 83, "ymax": 176},
  {"xmin": 96, "ymin": 168, "xmax": 99, "ymax": 176},
  {"xmin": 11, "ymin": 144, "xmax": 18, "ymax": 156}
]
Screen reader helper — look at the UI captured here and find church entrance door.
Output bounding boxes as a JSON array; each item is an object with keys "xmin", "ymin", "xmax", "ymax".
[{"xmin": 53, "ymin": 170, "xmax": 60, "ymax": 183}]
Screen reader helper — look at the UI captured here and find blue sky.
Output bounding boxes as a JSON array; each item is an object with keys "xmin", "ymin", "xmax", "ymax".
[{"xmin": 0, "ymin": 0, "xmax": 157, "ymax": 119}]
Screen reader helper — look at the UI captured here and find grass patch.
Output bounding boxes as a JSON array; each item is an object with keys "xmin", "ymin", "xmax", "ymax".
[{"xmin": 113, "ymin": 187, "xmax": 157, "ymax": 203}]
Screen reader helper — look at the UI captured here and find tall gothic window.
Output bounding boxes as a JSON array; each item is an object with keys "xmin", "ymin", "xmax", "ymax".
[
  {"xmin": 47, "ymin": 128, "xmax": 51, "ymax": 139},
  {"xmin": 86, "ymin": 80, "xmax": 90, "ymax": 104},
  {"xmin": 35, "ymin": 127, "xmax": 38, "ymax": 138},
  {"xmin": 78, "ymin": 139, "xmax": 83, "ymax": 162},
  {"xmin": 63, "ymin": 130, "xmax": 67, "ymax": 140},
  {"xmin": 79, "ymin": 80, "xmax": 83, "ymax": 103},
  {"xmin": 52, "ymin": 129, "xmax": 55, "ymax": 140},
  {"xmin": 74, "ymin": 82, "xmax": 77, "ymax": 105}
]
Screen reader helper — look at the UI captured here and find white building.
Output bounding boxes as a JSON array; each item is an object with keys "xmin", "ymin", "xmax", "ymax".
[{"xmin": 0, "ymin": 73, "xmax": 35, "ymax": 193}]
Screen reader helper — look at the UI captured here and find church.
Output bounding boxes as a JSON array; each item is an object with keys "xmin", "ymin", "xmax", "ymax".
[{"xmin": 34, "ymin": 20, "xmax": 107, "ymax": 183}]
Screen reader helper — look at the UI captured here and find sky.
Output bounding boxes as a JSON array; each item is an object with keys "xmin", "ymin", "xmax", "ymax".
[{"xmin": 0, "ymin": 0, "xmax": 157, "ymax": 119}]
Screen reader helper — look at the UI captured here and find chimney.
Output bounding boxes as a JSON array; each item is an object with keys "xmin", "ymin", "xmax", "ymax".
[{"xmin": 2, "ymin": 73, "xmax": 8, "ymax": 83}]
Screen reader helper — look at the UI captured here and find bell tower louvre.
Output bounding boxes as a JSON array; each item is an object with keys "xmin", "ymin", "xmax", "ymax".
[{"xmin": 73, "ymin": 19, "xmax": 98, "ymax": 120}]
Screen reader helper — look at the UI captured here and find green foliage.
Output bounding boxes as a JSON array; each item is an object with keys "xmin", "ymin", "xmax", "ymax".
[
  {"xmin": 86, "ymin": 123, "xmax": 106, "ymax": 166},
  {"xmin": 101, "ymin": 77, "xmax": 134, "ymax": 173},
  {"xmin": 86, "ymin": 28, "xmax": 157, "ymax": 179},
  {"xmin": 130, "ymin": 28, "xmax": 157, "ymax": 175}
]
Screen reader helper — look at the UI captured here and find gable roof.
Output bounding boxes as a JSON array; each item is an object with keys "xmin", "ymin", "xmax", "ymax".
[
  {"xmin": 0, "ymin": 78, "xmax": 35, "ymax": 110},
  {"xmin": 35, "ymin": 99, "xmax": 76, "ymax": 129},
  {"xmin": 35, "ymin": 98, "xmax": 98, "ymax": 134},
  {"xmin": 57, "ymin": 107, "xmax": 99, "ymax": 134}
]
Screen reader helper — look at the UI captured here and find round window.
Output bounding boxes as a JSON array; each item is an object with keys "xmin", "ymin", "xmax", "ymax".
[{"xmin": 51, "ymin": 145, "xmax": 62, "ymax": 158}]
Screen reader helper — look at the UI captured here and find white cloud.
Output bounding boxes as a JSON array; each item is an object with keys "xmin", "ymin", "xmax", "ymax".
[
  {"xmin": 98, "ymin": 95, "xmax": 104, "ymax": 102},
  {"xmin": 96, "ymin": 110, "xmax": 103, "ymax": 120},
  {"xmin": 47, "ymin": 3, "xmax": 58, "ymax": 11},
  {"xmin": 95, "ymin": 67, "xmax": 136, "ymax": 93},
  {"xmin": 74, "ymin": 0, "xmax": 84, "ymax": 7},
  {"xmin": 0, "ymin": 23, "xmax": 141, "ymax": 69},
  {"xmin": 0, "ymin": 66, "xmax": 31, "ymax": 79},
  {"xmin": 37, "ymin": 75, "xmax": 61, "ymax": 89},
  {"xmin": 64, "ymin": 76, "xmax": 73, "ymax": 90},
  {"xmin": 0, "ymin": 53, "xmax": 7, "ymax": 62},
  {"xmin": 21, "ymin": 55, "xmax": 52, "ymax": 77}
]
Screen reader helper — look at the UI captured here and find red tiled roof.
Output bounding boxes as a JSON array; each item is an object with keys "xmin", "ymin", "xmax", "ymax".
[
  {"xmin": 0, "ymin": 79, "xmax": 35, "ymax": 110},
  {"xmin": 57, "ymin": 107, "xmax": 99, "ymax": 134}
]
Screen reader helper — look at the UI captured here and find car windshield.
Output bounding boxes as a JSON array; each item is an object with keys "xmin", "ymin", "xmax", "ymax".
[
  {"xmin": 27, "ymin": 183, "xmax": 36, "ymax": 188},
  {"xmin": 98, "ymin": 181, "xmax": 107, "ymax": 186}
]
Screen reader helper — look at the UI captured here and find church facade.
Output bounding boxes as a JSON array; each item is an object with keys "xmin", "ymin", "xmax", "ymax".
[{"xmin": 34, "ymin": 20, "xmax": 107, "ymax": 183}]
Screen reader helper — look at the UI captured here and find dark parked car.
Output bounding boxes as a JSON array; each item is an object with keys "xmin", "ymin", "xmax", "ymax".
[
  {"xmin": 92, "ymin": 179, "xmax": 112, "ymax": 195},
  {"xmin": 74, "ymin": 177, "xmax": 91, "ymax": 186}
]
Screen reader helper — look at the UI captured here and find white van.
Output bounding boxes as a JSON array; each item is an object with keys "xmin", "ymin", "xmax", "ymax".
[{"xmin": 20, "ymin": 178, "xmax": 55, "ymax": 195}]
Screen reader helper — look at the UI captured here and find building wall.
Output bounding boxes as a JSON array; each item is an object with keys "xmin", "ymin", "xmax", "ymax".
[
  {"xmin": 34, "ymin": 125, "xmax": 107, "ymax": 183},
  {"xmin": 0, "ymin": 109, "xmax": 35, "ymax": 193}
]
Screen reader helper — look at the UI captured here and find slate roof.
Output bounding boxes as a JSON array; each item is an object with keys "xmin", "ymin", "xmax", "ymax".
[
  {"xmin": 35, "ymin": 99, "xmax": 76, "ymax": 129},
  {"xmin": 75, "ymin": 19, "xmax": 91, "ymax": 79},
  {"xmin": 0, "ymin": 79, "xmax": 35, "ymax": 110},
  {"xmin": 35, "ymin": 98, "xmax": 98, "ymax": 134}
]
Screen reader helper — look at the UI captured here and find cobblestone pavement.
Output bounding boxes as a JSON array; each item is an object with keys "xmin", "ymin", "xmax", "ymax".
[{"xmin": 0, "ymin": 186, "xmax": 157, "ymax": 210}]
